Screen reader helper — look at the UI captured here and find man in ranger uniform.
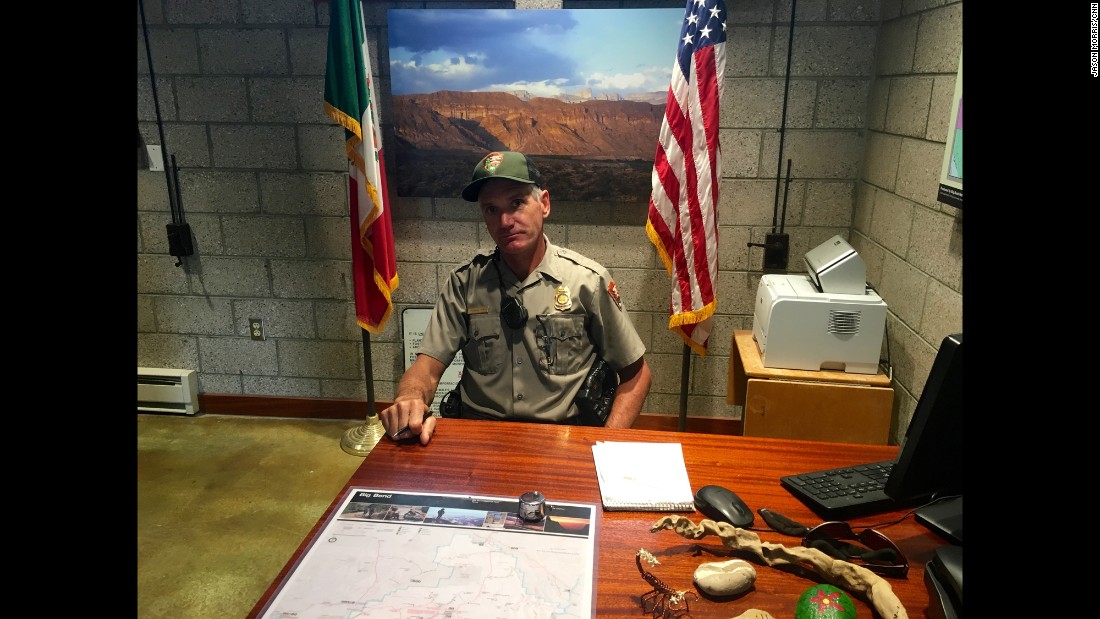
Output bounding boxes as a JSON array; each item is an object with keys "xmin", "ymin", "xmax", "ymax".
[{"xmin": 380, "ymin": 151, "xmax": 652, "ymax": 445}]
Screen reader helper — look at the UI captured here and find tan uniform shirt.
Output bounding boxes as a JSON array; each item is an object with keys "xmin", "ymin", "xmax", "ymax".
[{"xmin": 418, "ymin": 236, "xmax": 646, "ymax": 423}]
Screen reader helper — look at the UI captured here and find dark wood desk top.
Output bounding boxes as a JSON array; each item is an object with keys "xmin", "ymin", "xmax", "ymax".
[{"xmin": 249, "ymin": 419, "xmax": 946, "ymax": 618}]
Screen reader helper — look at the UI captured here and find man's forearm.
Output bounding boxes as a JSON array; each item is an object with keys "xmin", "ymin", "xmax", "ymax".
[
  {"xmin": 604, "ymin": 357, "xmax": 652, "ymax": 429},
  {"xmin": 395, "ymin": 354, "xmax": 446, "ymax": 407}
]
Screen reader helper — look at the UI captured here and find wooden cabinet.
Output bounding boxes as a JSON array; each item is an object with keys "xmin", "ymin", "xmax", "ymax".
[{"xmin": 727, "ymin": 330, "xmax": 893, "ymax": 444}]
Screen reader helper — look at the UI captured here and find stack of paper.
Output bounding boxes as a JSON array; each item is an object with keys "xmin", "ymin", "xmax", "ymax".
[{"xmin": 591, "ymin": 441, "xmax": 695, "ymax": 511}]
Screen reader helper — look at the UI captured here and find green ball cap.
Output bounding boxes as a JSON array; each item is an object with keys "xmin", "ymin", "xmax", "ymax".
[{"xmin": 461, "ymin": 151, "xmax": 541, "ymax": 202}]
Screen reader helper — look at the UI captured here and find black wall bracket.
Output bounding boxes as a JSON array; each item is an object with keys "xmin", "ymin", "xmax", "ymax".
[{"xmin": 748, "ymin": 232, "xmax": 790, "ymax": 271}]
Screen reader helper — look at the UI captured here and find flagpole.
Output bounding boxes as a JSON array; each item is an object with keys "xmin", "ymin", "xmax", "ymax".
[
  {"xmin": 340, "ymin": 329, "xmax": 387, "ymax": 456},
  {"xmin": 678, "ymin": 344, "xmax": 690, "ymax": 432}
]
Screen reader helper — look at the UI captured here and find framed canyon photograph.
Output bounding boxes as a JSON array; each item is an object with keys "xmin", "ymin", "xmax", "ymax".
[{"xmin": 387, "ymin": 8, "xmax": 684, "ymax": 202}]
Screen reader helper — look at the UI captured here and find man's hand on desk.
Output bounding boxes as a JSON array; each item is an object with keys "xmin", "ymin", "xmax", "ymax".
[{"xmin": 379, "ymin": 397, "xmax": 437, "ymax": 445}]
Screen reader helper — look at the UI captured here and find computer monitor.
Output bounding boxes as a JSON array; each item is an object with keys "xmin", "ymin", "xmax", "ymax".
[{"xmin": 884, "ymin": 333, "xmax": 963, "ymax": 504}]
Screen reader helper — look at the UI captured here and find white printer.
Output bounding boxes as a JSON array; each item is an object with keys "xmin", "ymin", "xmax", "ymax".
[{"xmin": 751, "ymin": 236, "xmax": 886, "ymax": 374}]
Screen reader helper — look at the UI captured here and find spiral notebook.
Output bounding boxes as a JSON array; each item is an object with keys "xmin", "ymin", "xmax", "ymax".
[{"xmin": 591, "ymin": 441, "xmax": 695, "ymax": 511}]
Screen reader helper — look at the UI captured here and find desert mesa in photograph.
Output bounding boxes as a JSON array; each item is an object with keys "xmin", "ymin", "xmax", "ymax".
[{"xmin": 387, "ymin": 8, "xmax": 685, "ymax": 202}]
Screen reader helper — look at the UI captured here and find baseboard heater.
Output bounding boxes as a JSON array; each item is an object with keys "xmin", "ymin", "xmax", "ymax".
[{"xmin": 138, "ymin": 367, "xmax": 200, "ymax": 415}]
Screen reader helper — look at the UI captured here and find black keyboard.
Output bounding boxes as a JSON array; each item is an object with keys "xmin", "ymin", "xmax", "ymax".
[{"xmin": 780, "ymin": 460, "xmax": 900, "ymax": 521}]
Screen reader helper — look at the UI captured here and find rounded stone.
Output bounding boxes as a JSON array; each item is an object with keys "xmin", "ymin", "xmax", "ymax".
[{"xmin": 692, "ymin": 558, "xmax": 756, "ymax": 596}]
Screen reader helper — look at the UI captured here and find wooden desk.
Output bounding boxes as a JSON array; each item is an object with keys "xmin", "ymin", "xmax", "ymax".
[
  {"xmin": 727, "ymin": 330, "xmax": 894, "ymax": 444},
  {"xmin": 248, "ymin": 420, "xmax": 946, "ymax": 618}
]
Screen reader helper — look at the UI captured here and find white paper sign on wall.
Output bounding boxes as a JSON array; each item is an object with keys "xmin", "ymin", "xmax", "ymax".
[{"xmin": 401, "ymin": 307, "xmax": 464, "ymax": 414}]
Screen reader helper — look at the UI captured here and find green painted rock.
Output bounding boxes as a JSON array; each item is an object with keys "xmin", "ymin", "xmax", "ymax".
[{"xmin": 794, "ymin": 584, "xmax": 857, "ymax": 619}]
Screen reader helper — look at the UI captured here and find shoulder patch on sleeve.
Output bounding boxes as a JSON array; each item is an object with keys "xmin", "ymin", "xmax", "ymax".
[{"xmin": 607, "ymin": 281, "xmax": 623, "ymax": 311}]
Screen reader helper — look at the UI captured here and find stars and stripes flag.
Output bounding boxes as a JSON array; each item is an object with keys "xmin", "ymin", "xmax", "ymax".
[
  {"xmin": 645, "ymin": 0, "xmax": 726, "ymax": 355},
  {"xmin": 323, "ymin": 0, "xmax": 398, "ymax": 333}
]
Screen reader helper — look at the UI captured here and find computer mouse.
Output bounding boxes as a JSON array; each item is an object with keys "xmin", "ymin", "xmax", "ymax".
[{"xmin": 694, "ymin": 484, "xmax": 754, "ymax": 528}]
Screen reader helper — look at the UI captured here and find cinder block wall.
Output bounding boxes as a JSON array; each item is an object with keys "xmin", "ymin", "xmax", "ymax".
[{"xmin": 137, "ymin": 0, "xmax": 963, "ymax": 444}]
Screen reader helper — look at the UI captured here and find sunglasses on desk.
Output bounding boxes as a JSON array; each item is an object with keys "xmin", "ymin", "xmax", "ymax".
[{"xmin": 801, "ymin": 521, "xmax": 909, "ymax": 578}]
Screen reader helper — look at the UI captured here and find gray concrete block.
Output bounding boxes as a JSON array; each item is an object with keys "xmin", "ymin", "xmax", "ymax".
[
  {"xmin": 868, "ymin": 190, "xmax": 913, "ymax": 257},
  {"xmin": 884, "ymin": 76, "xmax": 933, "ymax": 138},
  {"xmin": 304, "ymin": 216, "xmax": 351, "ymax": 259},
  {"xmin": 137, "ymin": 333, "xmax": 200, "ymax": 371},
  {"xmin": 223, "ymin": 215, "xmax": 306, "ymax": 257},
  {"xmin": 199, "ymin": 336, "xmax": 279, "ymax": 375},
  {"xmin": 875, "ymin": 16, "xmax": 918, "ymax": 76},
  {"xmin": 867, "ymin": 78, "xmax": 889, "ymax": 132},
  {"xmin": 827, "ymin": 0, "xmax": 880, "ymax": 21},
  {"xmin": 724, "ymin": 78, "xmax": 815, "ymax": 128},
  {"xmin": 919, "ymin": 279, "xmax": 962, "ymax": 348},
  {"xmin": 165, "ymin": 0, "xmax": 238, "ymax": 25},
  {"xmin": 297, "ymin": 124, "xmax": 347, "ymax": 171},
  {"xmin": 138, "ymin": 76, "xmax": 177, "ymax": 122},
  {"xmin": 567, "ymin": 224, "xmax": 656, "ymax": 269},
  {"xmin": 179, "ymin": 170, "xmax": 261, "ymax": 213},
  {"xmin": 289, "ymin": 28, "xmax": 329, "ymax": 76},
  {"xmin": 251, "ymin": 77, "xmax": 328, "ymax": 123},
  {"xmin": 199, "ymin": 29, "xmax": 289, "ymax": 75},
  {"xmin": 896, "ymin": 137, "xmax": 944, "ymax": 208},
  {"xmin": 260, "ymin": 172, "xmax": 347, "ymax": 215},
  {"xmin": 390, "ymin": 262, "xmax": 442, "ymax": 306},
  {"xmin": 926, "ymin": 74, "xmax": 957, "ymax": 143},
  {"xmin": 816, "ymin": 79, "xmax": 871, "ymax": 129},
  {"xmin": 803, "ymin": 180, "xmax": 855, "ymax": 227},
  {"xmin": 175, "ymin": 76, "xmax": 248, "ymax": 122},
  {"xmin": 155, "ymin": 296, "xmax": 235, "ymax": 334},
  {"xmin": 240, "ymin": 0, "xmax": 316, "ymax": 24},
  {"xmin": 278, "ymin": 339, "xmax": 361, "ymax": 379},
  {"xmin": 720, "ymin": 129, "xmax": 764, "ymax": 178},
  {"xmin": 717, "ymin": 225, "xmax": 752, "ymax": 272},
  {"xmin": 393, "ymin": 220, "xmax": 482, "ymax": 264},
  {"xmin": 270, "ymin": 258, "xmax": 349, "ymax": 299},
  {"xmin": 720, "ymin": 179, "xmax": 800, "ymax": 226},
  {"xmin": 243, "ymin": 375, "xmax": 320, "ymax": 397},
  {"xmin": 774, "ymin": 25, "xmax": 877, "ymax": 77},
  {"xmin": 877, "ymin": 252, "xmax": 927, "ymax": 329},
  {"xmin": 913, "ymin": 4, "xmax": 961, "ymax": 74},
  {"xmin": 153, "ymin": 124, "xmax": 211, "ymax": 168},
  {"xmin": 862, "ymin": 132, "xmax": 901, "ymax": 190},
  {"xmin": 139, "ymin": 28, "xmax": 200, "ymax": 74},
  {"xmin": 211, "ymin": 125, "xmax": 298, "ymax": 169},
  {"xmin": 761, "ymin": 130, "xmax": 864, "ymax": 178},
  {"xmin": 726, "ymin": 26, "xmax": 772, "ymax": 77},
  {"xmin": 138, "ymin": 295, "xmax": 157, "ymax": 332},
  {"xmin": 188, "ymin": 256, "xmax": 273, "ymax": 297},
  {"xmin": 138, "ymin": 171, "xmax": 172, "ymax": 212},
  {"xmin": 197, "ymin": 373, "xmax": 243, "ymax": 394},
  {"xmin": 907, "ymin": 207, "xmax": 962, "ymax": 291},
  {"xmin": 314, "ymin": 301, "xmax": 362, "ymax": 342},
  {"xmin": 138, "ymin": 255, "xmax": 192, "ymax": 294}
]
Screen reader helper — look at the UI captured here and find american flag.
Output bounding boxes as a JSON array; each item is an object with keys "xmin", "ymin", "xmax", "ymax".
[
  {"xmin": 645, "ymin": 0, "xmax": 726, "ymax": 355},
  {"xmin": 323, "ymin": 0, "xmax": 399, "ymax": 333}
]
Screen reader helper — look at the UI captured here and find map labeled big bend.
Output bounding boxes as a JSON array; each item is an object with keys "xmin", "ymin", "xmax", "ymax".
[{"xmin": 259, "ymin": 488, "xmax": 599, "ymax": 619}]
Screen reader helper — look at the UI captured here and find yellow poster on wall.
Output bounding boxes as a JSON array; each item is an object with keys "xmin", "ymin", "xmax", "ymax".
[{"xmin": 937, "ymin": 54, "xmax": 963, "ymax": 209}]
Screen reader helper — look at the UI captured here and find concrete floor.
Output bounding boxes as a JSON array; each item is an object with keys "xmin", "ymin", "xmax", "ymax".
[{"xmin": 137, "ymin": 413, "xmax": 366, "ymax": 618}]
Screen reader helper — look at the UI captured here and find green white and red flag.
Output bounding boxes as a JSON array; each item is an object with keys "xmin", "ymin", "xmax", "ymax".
[{"xmin": 324, "ymin": 0, "xmax": 398, "ymax": 333}]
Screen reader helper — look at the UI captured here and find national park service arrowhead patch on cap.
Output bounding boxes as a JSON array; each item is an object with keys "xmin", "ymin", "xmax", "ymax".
[{"xmin": 607, "ymin": 281, "xmax": 623, "ymax": 311}]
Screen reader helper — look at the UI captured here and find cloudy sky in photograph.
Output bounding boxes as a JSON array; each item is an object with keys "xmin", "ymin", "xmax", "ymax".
[{"xmin": 387, "ymin": 8, "xmax": 685, "ymax": 98}]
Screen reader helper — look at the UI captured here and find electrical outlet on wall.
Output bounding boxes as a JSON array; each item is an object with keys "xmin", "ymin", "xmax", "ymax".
[{"xmin": 249, "ymin": 318, "xmax": 265, "ymax": 341}]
